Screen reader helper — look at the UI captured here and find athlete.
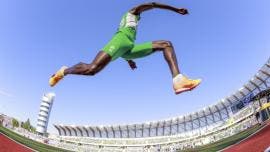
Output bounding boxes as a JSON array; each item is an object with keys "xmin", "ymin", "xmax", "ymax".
[{"xmin": 49, "ymin": 2, "xmax": 201, "ymax": 94}]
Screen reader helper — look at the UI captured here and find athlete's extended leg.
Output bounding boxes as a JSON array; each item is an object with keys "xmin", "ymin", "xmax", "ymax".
[
  {"xmin": 49, "ymin": 51, "xmax": 111, "ymax": 86},
  {"xmin": 64, "ymin": 51, "xmax": 111, "ymax": 76},
  {"xmin": 152, "ymin": 40, "xmax": 201, "ymax": 94}
]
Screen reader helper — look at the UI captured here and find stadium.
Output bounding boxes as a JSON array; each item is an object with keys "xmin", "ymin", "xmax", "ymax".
[
  {"xmin": 1, "ymin": 58, "xmax": 270, "ymax": 151},
  {"xmin": 1, "ymin": 1, "xmax": 270, "ymax": 152}
]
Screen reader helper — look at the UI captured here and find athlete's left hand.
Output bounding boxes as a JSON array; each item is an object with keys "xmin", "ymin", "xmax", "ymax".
[
  {"xmin": 127, "ymin": 60, "xmax": 137, "ymax": 70},
  {"xmin": 177, "ymin": 8, "xmax": 189, "ymax": 15}
]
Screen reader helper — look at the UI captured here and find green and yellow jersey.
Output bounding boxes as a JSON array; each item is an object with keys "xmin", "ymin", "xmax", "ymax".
[
  {"xmin": 118, "ymin": 12, "xmax": 140, "ymax": 41},
  {"xmin": 102, "ymin": 12, "xmax": 153, "ymax": 61}
]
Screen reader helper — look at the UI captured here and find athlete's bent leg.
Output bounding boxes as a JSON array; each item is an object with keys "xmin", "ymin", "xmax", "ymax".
[
  {"xmin": 64, "ymin": 51, "xmax": 111, "ymax": 76},
  {"xmin": 152, "ymin": 40, "xmax": 180, "ymax": 78},
  {"xmin": 49, "ymin": 51, "xmax": 111, "ymax": 87},
  {"xmin": 152, "ymin": 40, "xmax": 201, "ymax": 94}
]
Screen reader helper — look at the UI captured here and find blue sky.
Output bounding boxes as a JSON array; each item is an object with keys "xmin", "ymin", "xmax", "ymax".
[{"xmin": 0, "ymin": 0, "xmax": 269, "ymax": 133}]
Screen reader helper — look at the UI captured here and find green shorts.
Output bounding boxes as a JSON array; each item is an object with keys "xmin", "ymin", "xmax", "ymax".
[{"xmin": 102, "ymin": 32, "xmax": 153, "ymax": 61}]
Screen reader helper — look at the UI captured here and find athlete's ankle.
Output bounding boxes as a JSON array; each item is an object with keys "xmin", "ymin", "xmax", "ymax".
[
  {"xmin": 60, "ymin": 66, "xmax": 68, "ymax": 76},
  {"xmin": 173, "ymin": 74, "xmax": 184, "ymax": 83},
  {"xmin": 63, "ymin": 70, "xmax": 67, "ymax": 76}
]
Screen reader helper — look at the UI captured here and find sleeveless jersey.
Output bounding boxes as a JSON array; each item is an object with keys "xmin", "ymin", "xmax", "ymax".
[{"xmin": 118, "ymin": 12, "xmax": 140, "ymax": 41}]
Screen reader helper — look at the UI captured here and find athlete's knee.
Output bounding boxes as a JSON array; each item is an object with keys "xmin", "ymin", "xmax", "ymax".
[
  {"xmin": 165, "ymin": 41, "xmax": 173, "ymax": 48},
  {"xmin": 162, "ymin": 40, "xmax": 173, "ymax": 48},
  {"xmin": 153, "ymin": 40, "xmax": 173, "ymax": 50},
  {"xmin": 85, "ymin": 63, "xmax": 99, "ymax": 76}
]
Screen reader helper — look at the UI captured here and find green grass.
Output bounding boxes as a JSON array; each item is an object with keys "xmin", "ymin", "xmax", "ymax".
[
  {"xmin": 0, "ymin": 125, "xmax": 72, "ymax": 152},
  {"xmin": 180, "ymin": 124, "xmax": 262, "ymax": 152}
]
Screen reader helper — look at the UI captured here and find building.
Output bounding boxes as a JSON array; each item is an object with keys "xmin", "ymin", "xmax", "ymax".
[
  {"xmin": 36, "ymin": 93, "xmax": 55, "ymax": 136},
  {"xmin": 0, "ymin": 114, "xmax": 13, "ymax": 128}
]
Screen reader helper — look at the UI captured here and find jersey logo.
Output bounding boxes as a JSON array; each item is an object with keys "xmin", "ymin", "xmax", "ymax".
[
  {"xmin": 119, "ymin": 13, "xmax": 138, "ymax": 29},
  {"xmin": 109, "ymin": 46, "xmax": 115, "ymax": 53}
]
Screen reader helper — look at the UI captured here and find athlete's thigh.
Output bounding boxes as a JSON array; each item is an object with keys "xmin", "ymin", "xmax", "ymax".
[
  {"xmin": 121, "ymin": 41, "xmax": 153, "ymax": 60},
  {"xmin": 102, "ymin": 33, "xmax": 134, "ymax": 61},
  {"xmin": 91, "ymin": 51, "xmax": 112, "ymax": 69}
]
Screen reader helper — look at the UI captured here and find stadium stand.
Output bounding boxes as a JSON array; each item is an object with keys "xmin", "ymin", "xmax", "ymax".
[
  {"xmin": 54, "ymin": 58, "xmax": 270, "ymax": 139},
  {"xmin": 1, "ymin": 57, "xmax": 269, "ymax": 152}
]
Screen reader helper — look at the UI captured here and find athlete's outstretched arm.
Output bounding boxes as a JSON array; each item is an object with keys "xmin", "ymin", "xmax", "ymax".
[{"xmin": 129, "ymin": 2, "xmax": 188, "ymax": 15}]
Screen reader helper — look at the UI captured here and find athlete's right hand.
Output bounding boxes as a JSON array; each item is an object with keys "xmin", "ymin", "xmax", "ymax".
[
  {"xmin": 177, "ymin": 8, "xmax": 189, "ymax": 15},
  {"xmin": 127, "ymin": 60, "xmax": 137, "ymax": 70}
]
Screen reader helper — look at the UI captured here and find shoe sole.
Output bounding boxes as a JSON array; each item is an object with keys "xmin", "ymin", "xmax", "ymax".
[
  {"xmin": 49, "ymin": 76, "xmax": 63, "ymax": 87},
  {"xmin": 49, "ymin": 66, "xmax": 67, "ymax": 87},
  {"xmin": 175, "ymin": 81, "xmax": 201, "ymax": 95}
]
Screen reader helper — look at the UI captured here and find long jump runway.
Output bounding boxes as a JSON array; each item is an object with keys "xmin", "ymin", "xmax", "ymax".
[
  {"xmin": 0, "ymin": 133, "xmax": 33, "ymax": 152},
  {"xmin": 224, "ymin": 122, "xmax": 270, "ymax": 152}
]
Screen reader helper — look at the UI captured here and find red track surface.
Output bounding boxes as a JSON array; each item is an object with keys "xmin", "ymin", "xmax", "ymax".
[
  {"xmin": 0, "ymin": 133, "xmax": 32, "ymax": 152},
  {"xmin": 224, "ymin": 123, "xmax": 270, "ymax": 152},
  {"xmin": 1, "ymin": 123, "xmax": 270, "ymax": 152}
]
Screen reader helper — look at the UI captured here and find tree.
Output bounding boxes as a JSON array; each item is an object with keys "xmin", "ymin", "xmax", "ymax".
[
  {"xmin": 21, "ymin": 122, "xmax": 24, "ymax": 128},
  {"xmin": 30, "ymin": 125, "xmax": 36, "ymax": 133},
  {"xmin": 21, "ymin": 118, "xmax": 31, "ymax": 131},
  {"xmin": 24, "ymin": 118, "xmax": 31, "ymax": 130},
  {"xmin": 20, "ymin": 118, "xmax": 36, "ymax": 133},
  {"xmin": 12, "ymin": 118, "xmax": 19, "ymax": 128}
]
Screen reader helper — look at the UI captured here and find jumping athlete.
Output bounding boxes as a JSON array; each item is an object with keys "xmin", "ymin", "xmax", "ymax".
[{"xmin": 49, "ymin": 2, "xmax": 201, "ymax": 94}]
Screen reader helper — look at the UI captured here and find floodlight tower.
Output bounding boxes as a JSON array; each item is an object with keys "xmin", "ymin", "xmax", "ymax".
[{"xmin": 36, "ymin": 92, "xmax": 55, "ymax": 136}]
